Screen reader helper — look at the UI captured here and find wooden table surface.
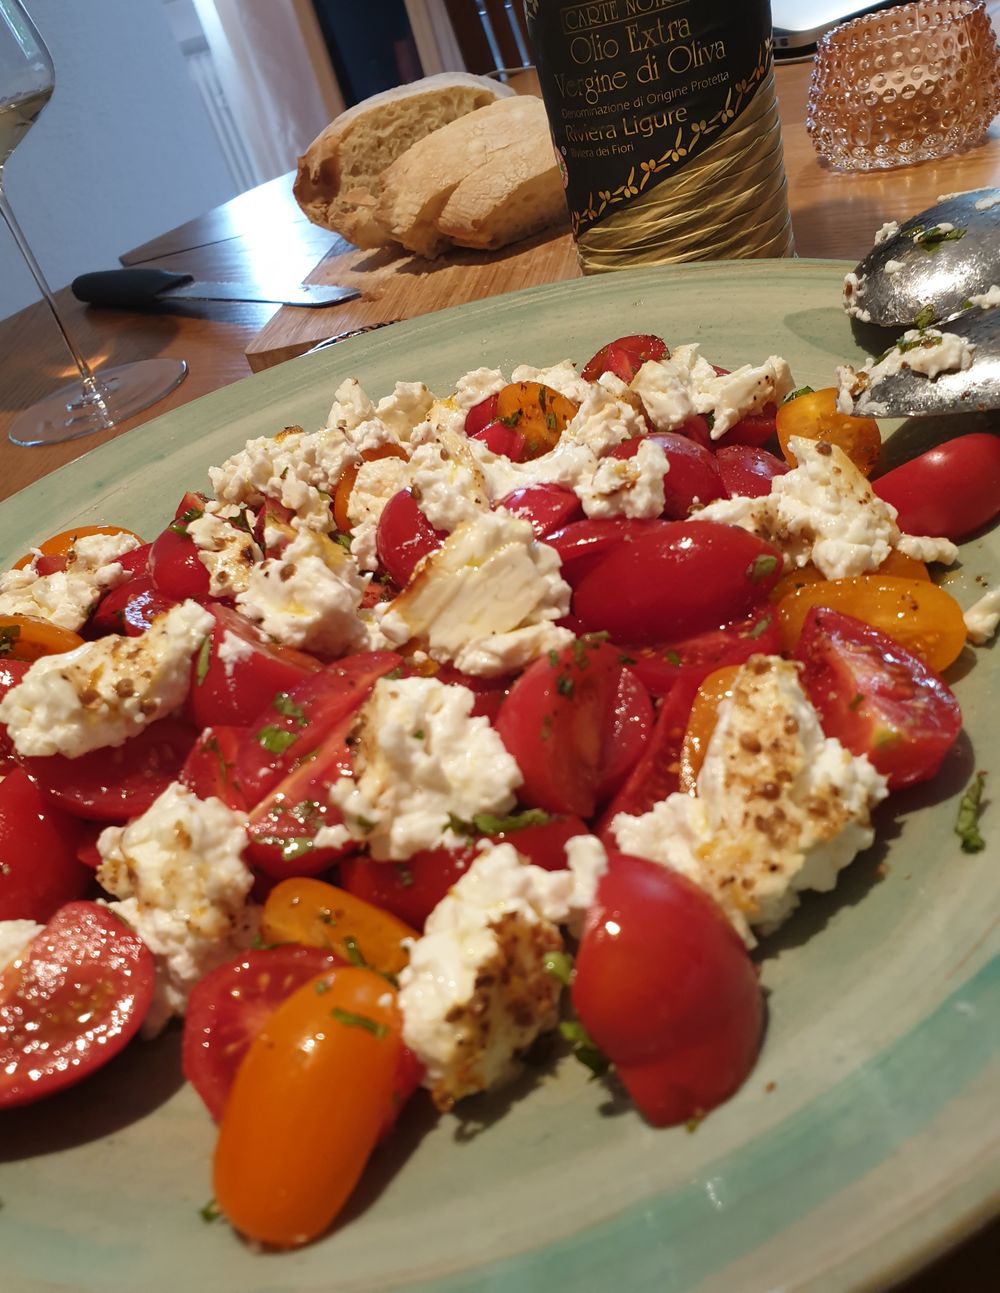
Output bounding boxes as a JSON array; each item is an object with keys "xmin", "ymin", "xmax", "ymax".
[{"xmin": 0, "ymin": 55, "xmax": 996, "ymax": 1285}]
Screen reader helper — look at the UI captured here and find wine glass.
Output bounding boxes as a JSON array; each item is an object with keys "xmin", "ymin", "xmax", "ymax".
[{"xmin": 0, "ymin": 0, "xmax": 186, "ymax": 447}]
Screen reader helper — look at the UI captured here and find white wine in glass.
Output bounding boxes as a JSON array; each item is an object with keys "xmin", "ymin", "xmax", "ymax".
[{"xmin": 0, "ymin": 0, "xmax": 186, "ymax": 447}]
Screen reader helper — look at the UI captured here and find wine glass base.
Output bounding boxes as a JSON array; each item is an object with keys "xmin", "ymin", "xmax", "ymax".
[{"xmin": 8, "ymin": 357, "xmax": 188, "ymax": 447}]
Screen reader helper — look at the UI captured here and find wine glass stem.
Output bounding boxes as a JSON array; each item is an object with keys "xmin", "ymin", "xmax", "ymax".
[{"xmin": 0, "ymin": 180, "xmax": 112, "ymax": 418}]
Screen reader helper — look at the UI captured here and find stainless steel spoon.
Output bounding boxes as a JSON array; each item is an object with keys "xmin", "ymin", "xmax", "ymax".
[
  {"xmin": 844, "ymin": 189, "xmax": 1000, "ymax": 328},
  {"xmin": 843, "ymin": 306, "xmax": 1000, "ymax": 417}
]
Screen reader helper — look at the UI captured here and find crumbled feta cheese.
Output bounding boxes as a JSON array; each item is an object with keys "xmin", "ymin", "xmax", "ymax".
[
  {"xmin": 375, "ymin": 382, "xmax": 435, "ymax": 439},
  {"xmin": 510, "ymin": 359, "xmax": 590, "ymax": 405},
  {"xmin": 97, "ymin": 782, "xmax": 253, "ymax": 1033},
  {"xmin": 217, "ymin": 629, "xmax": 255, "ymax": 677},
  {"xmin": 397, "ymin": 837, "xmax": 607, "ymax": 1109},
  {"xmin": 884, "ymin": 260, "xmax": 904, "ymax": 275},
  {"xmin": 235, "ymin": 528, "xmax": 368, "ymax": 658},
  {"xmin": 329, "ymin": 676, "xmax": 523, "ymax": 861},
  {"xmin": 0, "ymin": 600, "xmax": 213, "ymax": 758},
  {"xmin": 974, "ymin": 192, "xmax": 1000, "ymax": 211},
  {"xmin": 837, "ymin": 330, "xmax": 976, "ymax": 415},
  {"xmin": 0, "ymin": 530, "xmax": 140, "ymax": 631},
  {"xmin": 187, "ymin": 509, "xmax": 262, "ymax": 598},
  {"xmin": 376, "ymin": 510, "xmax": 572, "ymax": 676},
  {"xmin": 842, "ymin": 271, "xmax": 871, "ymax": 322},
  {"xmin": 325, "ymin": 377, "xmax": 376, "ymax": 431},
  {"xmin": 612, "ymin": 656, "xmax": 888, "ymax": 944},
  {"xmin": 964, "ymin": 587, "xmax": 1000, "ymax": 644},
  {"xmin": 348, "ymin": 518, "xmax": 380, "ymax": 572},
  {"xmin": 695, "ymin": 437, "xmax": 955, "ymax": 578},
  {"xmin": 209, "ymin": 424, "xmax": 357, "ymax": 528},
  {"xmin": 347, "ymin": 454, "xmax": 411, "ymax": 528},
  {"xmin": 0, "ymin": 919, "xmax": 43, "ymax": 973},
  {"xmin": 576, "ymin": 438, "xmax": 667, "ymax": 519},
  {"xmin": 452, "ymin": 367, "xmax": 506, "ymax": 411},
  {"xmin": 408, "ymin": 433, "xmax": 490, "ymax": 531},
  {"xmin": 874, "ymin": 220, "xmax": 899, "ymax": 244},
  {"xmin": 633, "ymin": 349, "xmax": 793, "ymax": 438},
  {"xmin": 967, "ymin": 285, "xmax": 1000, "ymax": 309}
]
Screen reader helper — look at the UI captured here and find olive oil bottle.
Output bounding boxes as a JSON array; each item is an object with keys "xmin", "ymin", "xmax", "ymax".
[{"xmin": 524, "ymin": 0, "xmax": 795, "ymax": 272}]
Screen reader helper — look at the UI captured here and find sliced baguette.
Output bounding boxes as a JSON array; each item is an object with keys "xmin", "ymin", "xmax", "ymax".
[
  {"xmin": 377, "ymin": 96, "xmax": 552, "ymax": 259},
  {"xmin": 437, "ymin": 120, "xmax": 567, "ymax": 251},
  {"xmin": 294, "ymin": 73, "xmax": 513, "ymax": 249}
]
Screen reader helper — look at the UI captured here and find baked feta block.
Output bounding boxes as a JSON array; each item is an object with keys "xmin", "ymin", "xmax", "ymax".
[
  {"xmin": 97, "ymin": 782, "xmax": 254, "ymax": 1033},
  {"xmin": 695, "ymin": 437, "xmax": 958, "ymax": 577},
  {"xmin": 328, "ymin": 675, "xmax": 523, "ymax": 861},
  {"xmin": 398, "ymin": 837, "xmax": 607, "ymax": 1110},
  {"xmin": 0, "ymin": 530, "xmax": 140, "ymax": 631},
  {"xmin": 235, "ymin": 526, "xmax": 368, "ymax": 658},
  {"xmin": 612, "ymin": 655, "xmax": 889, "ymax": 945},
  {"xmin": 375, "ymin": 509, "xmax": 572, "ymax": 676},
  {"xmin": 0, "ymin": 600, "xmax": 213, "ymax": 758}
]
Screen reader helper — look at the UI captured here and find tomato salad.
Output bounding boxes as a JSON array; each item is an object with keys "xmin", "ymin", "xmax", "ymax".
[{"xmin": 0, "ymin": 330, "xmax": 996, "ymax": 1250}]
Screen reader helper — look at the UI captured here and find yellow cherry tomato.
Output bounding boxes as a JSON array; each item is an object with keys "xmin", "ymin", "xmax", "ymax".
[
  {"xmin": 769, "ymin": 549, "xmax": 930, "ymax": 604},
  {"xmin": 776, "ymin": 575, "xmax": 967, "ymax": 673},
  {"xmin": 332, "ymin": 443, "xmax": 408, "ymax": 533},
  {"xmin": 13, "ymin": 523, "xmax": 144, "ymax": 570},
  {"xmin": 213, "ymin": 967, "xmax": 403, "ymax": 1248},
  {"xmin": 494, "ymin": 381, "xmax": 578, "ymax": 459},
  {"xmin": 776, "ymin": 387, "xmax": 881, "ymax": 476},
  {"xmin": 678, "ymin": 664, "xmax": 742, "ymax": 794},
  {"xmin": 261, "ymin": 877, "xmax": 418, "ymax": 978},
  {"xmin": 0, "ymin": 614, "xmax": 85, "ymax": 662}
]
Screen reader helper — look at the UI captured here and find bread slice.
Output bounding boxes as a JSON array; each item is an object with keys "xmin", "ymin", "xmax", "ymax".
[
  {"xmin": 377, "ymin": 97, "xmax": 553, "ymax": 259},
  {"xmin": 437, "ymin": 118, "xmax": 567, "ymax": 251},
  {"xmin": 294, "ymin": 73, "xmax": 513, "ymax": 249}
]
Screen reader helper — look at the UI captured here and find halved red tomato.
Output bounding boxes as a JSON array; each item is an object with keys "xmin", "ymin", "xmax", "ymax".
[
  {"xmin": 0, "ymin": 768, "xmax": 89, "ymax": 922},
  {"xmin": 626, "ymin": 606, "xmax": 780, "ymax": 698},
  {"xmin": 581, "ymin": 334, "xmax": 668, "ymax": 383},
  {"xmin": 607, "ymin": 433, "xmax": 725, "ymax": 518},
  {"xmin": 87, "ymin": 575, "xmax": 178, "ymax": 638},
  {"xmin": 376, "ymin": 489, "xmax": 446, "ymax": 587},
  {"xmin": 0, "ymin": 901, "xmax": 155, "ymax": 1108},
  {"xmin": 715, "ymin": 444, "xmax": 789, "ymax": 499},
  {"xmin": 497, "ymin": 484, "xmax": 584, "ymax": 539},
  {"xmin": 179, "ymin": 725, "xmax": 248, "ymax": 811}
]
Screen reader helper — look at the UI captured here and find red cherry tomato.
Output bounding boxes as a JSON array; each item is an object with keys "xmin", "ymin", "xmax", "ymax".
[
  {"xmin": 253, "ymin": 498, "xmax": 295, "ymax": 556},
  {"xmin": 872, "ymin": 433, "xmax": 1000, "ymax": 540},
  {"xmin": 596, "ymin": 667, "xmax": 654, "ymax": 803},
  {"xmin": 87, "ymin": 575, "xmax": 179, "ymax": 638},
  {"xmin": 497, "ymin": 484, "xmax": 584, "ymax": 538},
  {"xmin": 544, "ymin": 517, "xmax": 655, "ymax": 585},
  {"xmin": 0, "ymin": 768, "xmax": 89, "ymax": 922},
  {"xmin": 608, "ymin": 433, "xmax": 725, "ymax": 518},
  {"xmin": 794, "ymin": 607, "xmax": 962, "ymax": 790},
  {"xmin": 467, "ymin": 421, "xmax": 527, "ymax": 461},
  {"xmin": 581, "ymin": 334, "xmax": 668, "ymax": 383},
  {"xmin": 22, "ymin": 716, "xmax": 199, "ymax": 822},
  {"xmin": 148, "ymin": 525, "xmax": 211, "ymax": 601},
  {"xmin": 573, "ymin": 851, "xmax": 764, "ymax": 1126},
  {"xmin": 182, "ymin": 945, "xmax": 342, "ymax": 1121},
  {"xmin": 671, "ymin": 414, "xmax": 713, "ymax": 449},
  {"xmin": 495, "ymin": 639, "xmax": 643, "ymax": 818},
  {"xmin": 0, "ymin": 901, "xmax": 155, "ymax": 1108},
  {"xmin": 187, "ymin": 604, "xmax": 321, "ymax": 729},
  {"xmin": 233, "ymin": 651, "xmax": 402, "ymax": 806},
  {"xmin": 375, "ymin": 489, "xmax": 446, "ymax": 588},
  {"xmin": 179, "ymin": 724, "xmax": 249, "ymax": 811},
  {"xmin": 0, "ymin": 657, "xmax": 29, "ymax": 768},
  {"xmin": 712, "ymin": 403, "xmax": 778, "ymax": 449},
  {"xmin": 716, "ymin": 444, "xmax": 789, "ymax": 499},
  {"xmin": 464, "ymin": 393, "xmax": 499, "ymax": 436},
  {"xmin": 625, "ymin": 606, "xmax": 780, "ymax": 698},
  {"xmin": 571, "ymin": 521, "xmax": 783, "ymax": 645}
]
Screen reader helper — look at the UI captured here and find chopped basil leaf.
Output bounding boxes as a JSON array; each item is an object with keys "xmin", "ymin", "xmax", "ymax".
[
  {"xmin": 331, "ymin": 1007, "xmax": 388, "ymax": 1039},
  {"xmin": 746, "ymin": 615, "xmax": 772, "ymax": 641},
  {"xmin": 559, "ymin": 1020, "xmax": 610, "ymax": 1077},
  {"xmin": 913, "ymin": 303, "xmax": 937, "ymax": 330},
  {"xmin": 783, "ymin": 385, "xmax": 814, "ymax": 403},
  {"xmin": 547, "ymin": 649, "xmax": 560, "ymax": 667},
  {"xmin": 747, "ymin": 554, "xmax": 779, "ymax": 581},
  {"xmin": 273, "ymin": 692, "xmax": 308, "ymax": 725},
  {"xmin": 543, "ymin": 950, "xmax": 574, "ymax": 986},
  {"xmin": 314, "ymin": 979, "xmax": 332, "ymax": 995},
  {"xmin": 571, "ymin": 638, "xmax": 591, "ymax": 669},
  {"xmin": 256, "ymin": 725, "xmax": 297, "ymax": 755},
  {"xmin": 412, "ymin": 728, "xmax": 425, "ymax": 740},
  {"xmin": 914, "ymin": 223, "xmax": 966, "ymax": 252},
  {"xmin": 545, "ymin": 411, "xmax": 557, "ymax": 432},
  {"xmin": 394, "ymin": 863, "xmax": 415, "ymax": 888},
  {"xmin": 704, "ymin": 412, "xmax": 715, "ymax": 431},
  {"xmin": 0, "ymin": 624, "xmax": 21, "ymax": 657},
  {"xmin": 960, "ymin": 298, "xmax": 974, "ymax": 311},
  {"xmin": 556, "ymin": 673, "xmax": 575, "ymax": 698},
  {"xmin": 169, "ymin": 506, "xmax": 204, "ymax": 535},
  {"xmin": 254, "ymin": 835, "xmax": 315, "ymax": 862},
  {"xmin": 385, "ymin": 667, "xmax": 404, "ymax": 681},
  {"xmin": 583, "ymin": 630, "xmax": 610, "ymax": 644},
  {"xmin": 199, "ymin": 1198, "xmax": 222, "ymax": 1223},
  {"xmin": 333, "ymin": 531, "xmax": 353, "ymax": 551},
  {"xmin": 194, "ymin": 636, "xmax": 211, "ymax": 686},
  {"xmin": 664, "ymin": 648, "xmax": 683, "ymax": 666},
  {"xmin": 447, "ymin": 808, "xmax": 551, "ymax": 837},
  {"xmin": 955, "ymin": 771, "xmax": 987, "ymax": 853},
  {"xmin": 498, "ymin": 409, "xmax": 523, "ymax": 428},
  {"xmin": 849, "ymin": 692, "xmax": 865, "ymax": 711},
  {"xmin": 342, "ymin": 935, "xmax": 368, "ymax": 968},
  {"xmin": 896, "ymin": 330, "xmax": 942, "ymax": 355},
  {"xmin": 288, "ymin": 799, "xmax": 321, "ymax": 825},
  {"xmin": 619, "ymin": 653, "xmax": 637, "ymax": 666}
]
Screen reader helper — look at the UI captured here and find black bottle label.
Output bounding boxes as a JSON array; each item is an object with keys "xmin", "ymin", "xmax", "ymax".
[{"xmin": 526, "ymin": 0, "xmax": 774, "ymax": 235}]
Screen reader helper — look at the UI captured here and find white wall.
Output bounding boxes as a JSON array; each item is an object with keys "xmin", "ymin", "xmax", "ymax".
[{"xmin": 0, "ymin": 0, "xmax": 240, "ymax": 321}]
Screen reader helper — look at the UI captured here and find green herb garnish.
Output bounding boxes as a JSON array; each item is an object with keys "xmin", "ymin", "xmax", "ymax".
[
  {"xmin": 747, "ymin": 554, "xmax": 778, "ymax": 582},
  {"xmin": 783, "ymin": 385, "xmax": 814, "ymax": 403},
  {"xmin": 256, "ymin": 725, "xmax": 297, "ymax": 755},
  {"xmin": 0, "ymin": 624, "xmax": 21, "ymax": 657},
  {"xmin": 273, "ymin": 692, "xmax": 308, "ymax": 725},
  {"xmin": 199, "ymin": 1199, "xmax": 222, "ymax": 1223},
  {"xmin": 559, "ymin": 1020, "xmax": 610, "ymax": 1077},
  {"xmin": 556, "ymin": 673, "xmax": 575, "ymax": 698},
  {"xmin": 254, "ymin": 835, "xmax": 314, "ymax": 862},
  {"xmin": 331, "ymin": 1007, "xmax": 388, "ymax": 1039},
  {"xmin": 913, "ymin": 303, "xmax": 937, "ymax": 330},
  {"xmin": 169, "ymin": 506, "xmax": 204, "ymax": 535},
  {"xmin": 955, "ymin": 771, "xmax": 987, "ymax": 853},
  {"xmin": 543, "ymin": 950, "xmax": 574, "ymax": 986},
  {"xmin": 914, "ymin": 223, "xmax": 966, "ymax": 252},
  {"xmin": 447, "ymin": 808, "xmax": 551, "ymax": 837},
  {"xmin": 195, "ymin": 636, "xmax": 211, "ymax": 686}
]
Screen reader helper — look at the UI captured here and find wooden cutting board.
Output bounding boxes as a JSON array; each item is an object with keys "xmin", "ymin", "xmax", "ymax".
[{"xmin": 244, "ymin": 225, "xmax": 582, "ymax": 372}]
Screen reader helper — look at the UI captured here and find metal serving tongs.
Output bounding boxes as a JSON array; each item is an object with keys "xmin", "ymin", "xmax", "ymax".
[{"xmin": 840, "ymin": 189, "xmax": 1000, "ymax": 418}]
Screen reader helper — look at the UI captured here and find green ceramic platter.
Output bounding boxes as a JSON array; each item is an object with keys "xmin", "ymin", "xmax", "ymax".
[{"xmin": 1, "ymin": 261, "xmax": 997, "ymax": 1292}]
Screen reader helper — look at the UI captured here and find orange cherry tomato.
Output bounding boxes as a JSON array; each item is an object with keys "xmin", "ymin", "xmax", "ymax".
[
  {"xmin": 213, "ymin": 966, "xmax": 403, "ymax": 1247},
  {"xmin": 12, "ymin": 524, "xmax": 144, "ymax": 570},
  {"xmin": 261, "ymin": 877, "xmax": 418, "ymax": 978},
  {"xmin": 775, "ymin": 388, "xmax": 881, "ymax": 476},
  {"xmin": 677, "ymin": 665, "xmax": 741, "ymax": 794},
  {"xmin": 0, "ymin": 614, "xmax": 85, "ymax": 662},
  {"xmin": 494, "ymin": 381, "xmax": 578, "ymax": 459},
  {"xmin": 776, "ymin": 575, "xmax": 966, "ymax": 673},
  {"xmin": 332, "ymin": 445, "xmax": 408, "ymax": 533},
  {"xmin": 769, "ymin": 550, "xmax": 930, "ymax": 604}
]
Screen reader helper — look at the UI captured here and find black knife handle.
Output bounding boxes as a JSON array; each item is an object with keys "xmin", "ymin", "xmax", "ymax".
[{"xmin": 71, "ymin": 268, "xmax": 194, "ymax": 308}]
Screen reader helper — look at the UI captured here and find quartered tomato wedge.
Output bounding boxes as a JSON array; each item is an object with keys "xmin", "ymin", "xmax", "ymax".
[
  {"xmin": 180, "ymin": 724, "xmax": 248, "ymax": 811},
  {"xmin": 497, "ymin": 484, "xmax": 584, "ymax": 539},
  {"xmin": 493, "ymin": 381, "xmax": 578, "ymax": 459},
  {"xmin": 794, "ymin": 607, "xmax": 962, "ymax": 789},
  {"xmin": 626, "ymin": 606, "xmax": 780, "ymax": 698},
  {"xmin": 181, "ymin": 944, "xmax": 342, "ymax": 1121},
  {"xmin": 0, "ymin": 768, "xmax": 89, "ymax": 922},
  {"xmin": 0, "ymin": 901, "xmax": 154, "ymax": 1108},
  {"xmin": 573, "ymin": 851, "xmax": 763, "ymax": 1127},
  {"xmin": 87, "ymin": 575, "xmax": 178, "ymax": 638},
  {"xmin": 376, "ymin": 488, "xmax": 446, "ymax": 587},
  {"xmin": 149, "ymin": 521, "xmax": 211, "ymax": 601},
  {"xmin": 776, "ymin": 387, "xmax": 881, "ymax": 474},
  {"xmin": 581, "ymin": 334, "xmax": 668, "ymax": 383},
  {"xmin": 22, "ymin": 716, "xmax": 199, "ymax": 822},
  {"xmin": 0, "ymin": 614, "xmax": 84, "ymax": 662}
]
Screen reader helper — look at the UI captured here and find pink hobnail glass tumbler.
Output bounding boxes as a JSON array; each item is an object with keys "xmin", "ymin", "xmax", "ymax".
[{"xmin": 806, "ymin": 0, "xmax": 1000, "ymax": 171}]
